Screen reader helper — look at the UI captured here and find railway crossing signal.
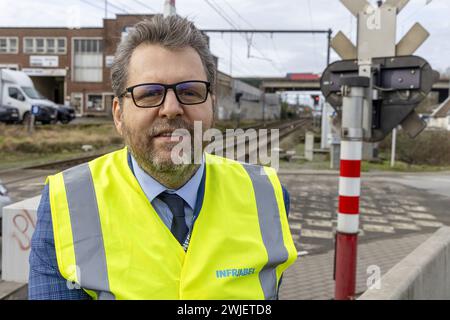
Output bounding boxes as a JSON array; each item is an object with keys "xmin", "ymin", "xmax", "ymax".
[
  {"xmin": 311, "ymin": 94, "xmax": 320, "ymax": 106},
  {"xmin": 321, "ymin": 55, "xmax": 439, "ymax": 141},
  {"xmin": 320, "ymin": 0, "xmax": 440, "ymax": 300},
  {"xmin": 321, "ymin": 0, "xmax": 439, "ymax": 142}
]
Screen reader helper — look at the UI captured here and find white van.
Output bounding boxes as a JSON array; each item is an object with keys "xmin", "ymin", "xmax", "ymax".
[{"xmin": 0, "ymin": 69, "xmax": 58, "ymax": 123}]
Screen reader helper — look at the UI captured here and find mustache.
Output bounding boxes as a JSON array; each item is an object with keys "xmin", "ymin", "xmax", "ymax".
[{"xmin": 147, "ymin": 118, "xmax": 195, "ymax": 138}]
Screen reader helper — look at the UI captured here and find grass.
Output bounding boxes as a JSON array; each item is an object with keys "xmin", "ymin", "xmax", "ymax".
[
  {"xmin": 0, "ymin": 123, "xmax": 123, "ymax": 170},
  {"xmin": 0, "ymin": 145, "xmax": 124, "ymax": 171},
  {"xmin": 361, "ymin": 159, "xmax": 450, "ymax": 173},
  {"xmin": 279, "ymin": 144, "xmax": 450, "ymax": 173},
  {"xmin": 0, "ymin": 120, "xmax": 266, "ymax": 170},
  {"xmin": 1, "ymin": 121, "xmax": 448, "ymax": 173}
]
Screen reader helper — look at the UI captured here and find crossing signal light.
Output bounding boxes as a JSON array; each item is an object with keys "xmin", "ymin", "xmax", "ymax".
[
  {"xmin": 311, "ymin": 95, "xmax": 320, "ymax": 106},
  {"xmin": 320, "ymin": 55, "xmax": 439, "ymax": 142}
]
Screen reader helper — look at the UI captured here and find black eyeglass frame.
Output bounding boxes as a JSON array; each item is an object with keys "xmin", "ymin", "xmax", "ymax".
[{"xmin": 118, "ymin": 80, "xmax": 211, "ymax": 108}]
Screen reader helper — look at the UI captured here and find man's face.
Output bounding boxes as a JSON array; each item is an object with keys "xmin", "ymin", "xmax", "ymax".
[{"xmin": 112, "ymin": 44, "xmax": 214, "ymax": 170}]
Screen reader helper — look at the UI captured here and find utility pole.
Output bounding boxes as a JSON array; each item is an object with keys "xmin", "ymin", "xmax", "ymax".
[
  {"xmin": 322, "ymin": 0, "xmax": 436, "ymax": 300},
  {"xmin": 104, "ymin": 0, "xmax": 108, "ymax": 19},
  {"xmin": 235, "ymin": 92, "xmax": 243, "ymax": 129},
  {"xmin": 163, "ymin": 0, "xmax": 176, "ymax": 17},
  {"xmin": 261, "ymin": 91, "xmax": 266, "ymax": 124},
  {"xmin": 391, "ymin": 127, "xmax": 397, "ymax": 167},
  {"xmin": 229, "ymin": 33, "xmax": 233, "ymax": 76}
]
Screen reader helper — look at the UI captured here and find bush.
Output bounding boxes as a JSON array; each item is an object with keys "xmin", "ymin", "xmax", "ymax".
[{"xmin": 379, "ymin": 130, "xmax": 450, "ymax": 166}]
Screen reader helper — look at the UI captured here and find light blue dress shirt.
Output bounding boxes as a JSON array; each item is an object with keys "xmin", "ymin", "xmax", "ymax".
[{"xmin": 130, "ymin": 155, "xmax": 205, "ymax": 233}]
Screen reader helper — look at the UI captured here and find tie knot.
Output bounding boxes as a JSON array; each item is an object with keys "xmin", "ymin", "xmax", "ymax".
[{"xmin": 158, "ymin": 192, "xmax": 185, "ymax": 217}]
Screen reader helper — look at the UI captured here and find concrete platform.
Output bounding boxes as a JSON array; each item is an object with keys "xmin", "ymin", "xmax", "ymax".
[{"xmin": 279, "ymin": 232, "xmax": 432, "ymax": 300}]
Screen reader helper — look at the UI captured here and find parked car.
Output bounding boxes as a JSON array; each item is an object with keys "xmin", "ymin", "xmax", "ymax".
[
  {"xmin": 0, "ymin": 105, "xmax": 20, "ymax": 124},
  {"xmin": 23, "ymin": 105, "xmax": 58, "ymax": 125},
  {"xmin": 56, "ymin": 104, "xmax": 76, "ymax": 124}
]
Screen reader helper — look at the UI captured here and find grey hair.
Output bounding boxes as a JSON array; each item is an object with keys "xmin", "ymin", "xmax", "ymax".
[{"xmin": 111, "ymin": 15, "xmax": 216, "ymax": 101}]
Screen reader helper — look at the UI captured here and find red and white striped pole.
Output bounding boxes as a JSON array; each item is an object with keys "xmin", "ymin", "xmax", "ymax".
[{"xmin": 334, "ymin": 76, "xmax": 369, "ymax": 300}]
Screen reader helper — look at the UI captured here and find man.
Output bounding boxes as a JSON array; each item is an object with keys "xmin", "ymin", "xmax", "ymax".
[{"xmin": 29, "ymin": 15, "xmax": 297, "ymax": 300}]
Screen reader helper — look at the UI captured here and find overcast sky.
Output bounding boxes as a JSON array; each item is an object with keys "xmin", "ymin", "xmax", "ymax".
[{"xmin": 0, "ymin": 0, "xmax": 448, "ymax": 77}]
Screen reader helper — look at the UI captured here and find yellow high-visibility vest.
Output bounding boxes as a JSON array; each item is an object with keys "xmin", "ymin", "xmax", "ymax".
[{"xmin": 48, "ymin": 147, "xmax": 297, "ymax": 299}]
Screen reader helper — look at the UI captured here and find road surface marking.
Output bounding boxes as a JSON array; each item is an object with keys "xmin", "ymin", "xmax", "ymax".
[
  {"xmin": 301, "ymin": 229, "xmax": 333, "ymax": 239},
  {"xmin": 363, "ymin": 224, "xmax": 395, "ymax": 233}
]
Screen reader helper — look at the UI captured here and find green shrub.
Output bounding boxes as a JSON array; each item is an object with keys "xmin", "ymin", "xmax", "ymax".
[{"xmin": 379, "ymin": 130, "xmax": 450, "ymax": 166}]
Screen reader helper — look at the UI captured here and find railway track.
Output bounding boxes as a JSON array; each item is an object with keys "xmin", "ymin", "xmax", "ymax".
[{"xmin": 0, "ymin": 118, "xmax": 310, "ymax": 186}]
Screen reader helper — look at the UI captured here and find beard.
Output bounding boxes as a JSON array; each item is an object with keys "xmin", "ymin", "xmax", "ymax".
[{"xmin": 121, "ymin": 115, "xmax": 210, "ymax": 184}]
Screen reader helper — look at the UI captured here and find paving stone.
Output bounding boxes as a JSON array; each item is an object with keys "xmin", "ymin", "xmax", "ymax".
[
  {"xmin": 415, "ymin": 220, "xmax": 444, "ymax": 228},
  {"xmin": 391, "ymin": 222, "xmax": 421, "ymax": 231},
  {"xmin": 362, "ymin": 224, "xmax": 395, "ymax": 234},
  {"xmin": 305, "ymin": 219, "xmax": 333, "ymax": 228},
  {"xmin": 279, "ymin": 233, "xmax": 432, "ymax": 300},
  {"xmin": 408, "ymin": 212, "xmax": 437, "ymax": 220},
  {"xmin": 300, "ymin": 229, "xmax": 333, "ymax": 239}
]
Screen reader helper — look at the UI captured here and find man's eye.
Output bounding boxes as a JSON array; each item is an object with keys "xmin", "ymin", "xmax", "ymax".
[
  {"xmin": 180, "ymin": 90, "xmax": 199, "ymax": 97},
  {"xmin": 146, "ymin": 91, "xmax": 162, "ymax": 97}
]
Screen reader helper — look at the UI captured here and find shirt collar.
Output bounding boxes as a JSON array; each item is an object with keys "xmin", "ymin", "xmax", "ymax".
[{"xmin": 130, "ymin": 154, "xmax": 205, "ymax": 210}]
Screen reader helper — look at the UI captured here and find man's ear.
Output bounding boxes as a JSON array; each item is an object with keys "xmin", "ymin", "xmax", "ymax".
[{"xmin": 112, "ymin": 97, "xmax": 123, "ymax": 136}]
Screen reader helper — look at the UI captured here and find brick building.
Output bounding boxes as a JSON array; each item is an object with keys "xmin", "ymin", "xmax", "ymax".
[
  {"xmin": 0, "ymin": 14, "xmax": 278, "ymax": 121},
  {"xmin": 0, "ymin": 14, "xmax": 161, "ymax": 116}
]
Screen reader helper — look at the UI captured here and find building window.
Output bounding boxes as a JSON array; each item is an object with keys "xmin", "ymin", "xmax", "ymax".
[
  {"xmin": 0, "ymin": 38, "xmax": 7, "ymax": 53},
  {"xmin": 73, "ymin": 38, "xmax": 103, "ymax": 82},
  {"xmin": 57, "ymin": 39, "xmax": 66, "ymax": 53},
  {"xmin": 24, "ymin": 38, "xmax": 33, "ymax": 53},
  {"xmin": 87, "ymin": 94, "xmax": 104, "ymax": 111},
  {"xmin": 35, "ymin": 38, "xmax": 45, "ymax": 53},
  {"xmin": 23, "ymin": 37, "xmax": 67, "ymax": 54},
  {"xmin": 46, "ymin": 38, "xmax": 56, "ymax": 53},
  {"xmin": 0, "ymin": 37, "xmax": 19, "ymax": 54}
]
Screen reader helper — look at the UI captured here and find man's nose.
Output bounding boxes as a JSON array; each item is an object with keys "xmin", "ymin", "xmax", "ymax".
[{"xmin": 158, "ymin": 89, "xmax": 184, "ymax": 119}]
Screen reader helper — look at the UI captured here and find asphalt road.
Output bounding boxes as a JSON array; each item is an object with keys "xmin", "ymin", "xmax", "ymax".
[
  {"xmin": 279, "ymin": 171, "xmax": 450, "ymax": 254},
  {"xmin": 374, "ymin": 173, "xmax": 450, "ymax": 198},
  {"xmin": 1, "ymin": 169, "xmax": 449, "ymax": 256}
]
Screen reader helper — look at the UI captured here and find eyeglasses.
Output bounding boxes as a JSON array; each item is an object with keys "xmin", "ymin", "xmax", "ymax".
[{"xmin": 119, "ymin": 80, "xmax": 211, "ymax": 108}]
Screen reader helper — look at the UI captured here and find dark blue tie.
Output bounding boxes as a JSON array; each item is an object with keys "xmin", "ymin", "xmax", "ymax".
[{"xmin": 158, "ymin": 192, "xmax": 188, "ymax": 245}]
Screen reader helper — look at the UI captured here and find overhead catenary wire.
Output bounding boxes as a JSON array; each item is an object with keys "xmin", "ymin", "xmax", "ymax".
[
  {"xmin": 104, "ymin": 0, "xmax": 129, "ymax": 14},
  {"xmin": 216, "ymin": 34, "xmax": 257, "ymax": 75},
  {"xmin": 213, "ymin": 0, "xmax": 284, "ymax": 74},
  {"xmin": 108, "ymin": 0, "xmax": 140, "ymax": 15},
  {"xmin": 130, "ymin": 0, "xmax": 157, "ymax": 13},
  {"xmin": 306, "ymin": 0, "xmax": 319, "ymax": 71},
  {"xmin": 222, "ymin": 0, "xmax": 254, "ymax": 29},
  {"xmin": 222, "ymin": 0, "xmax": 286, "ymax": 72},
  {"xmin": 204, "ymin": 0, "xmax": 239, "ymax": 29},
  {"xmin": 398, "ymin": 1, "xmax": 433, "ymax": 42},
  {"xmin": 79, "ymin": 0, "xmax": 127, "ymax": 15},
  {"xmin": 203, "ymin": 0, "xmax": 284, "ymax": 75}
]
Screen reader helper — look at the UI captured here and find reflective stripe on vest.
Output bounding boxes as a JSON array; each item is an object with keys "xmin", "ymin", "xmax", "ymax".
[
  {"xmin": 63, "ymin": 163, "xmax": 115, "ymax": 300},
  {"xmin": 49, "ymin": 149, "xmax": 297, "ymax": 299},
  {"xmin": 242, "ymin": 164, "xmax": 289, "ymax": 300}
]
